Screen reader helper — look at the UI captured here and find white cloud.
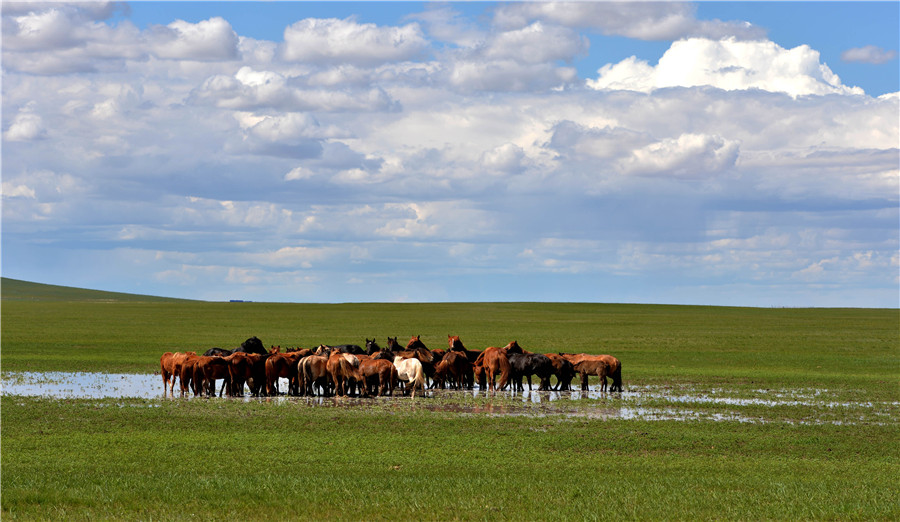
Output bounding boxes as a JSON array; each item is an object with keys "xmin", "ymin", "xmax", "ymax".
[
  {"xmin": 482, "ymin": 22, "xmax": 588, "ymax": 64},
  {"xmin": 4, "ymin": 108, "xmax": 46, "ymax": 141},
  {"xmin": 1, "ymin": 182, "xmax": 36, "ymax": 199},
  {"xmin": 190, "ymin": 66, "xmax": 397, "ymax": 112},
  {"xmin": 2, "ymin": 3, "xmax": 896, "ymax": 306},
  {"xmin": 148, "ymin": 17, "xmax": 239, "ymax": 61},
  {"xmin": 281, "ymin": 17, "xmax": 428, "ymax": 65},
  {"xmin": 619, "ymin": 133, "xmax": 740, "ymax": 179},
  {"xmin": 493, "ymin": 2, "xmax": 765, "ymax": 41},
  {"xmin": 589, "ymin": 37, "xmax": 865, "ymax": 98},
  {"xmin": 841, "ymin": 45, "xmax": 897, "ymax": 65}
]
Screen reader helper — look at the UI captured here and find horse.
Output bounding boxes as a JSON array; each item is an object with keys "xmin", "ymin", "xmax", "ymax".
[
  {"xmin": 203, "ymin": 347, "xmax": 233, "ymax": 357},
  {"xmin": 225, "ymin": 351, "xmax": 269, "ymax": 396},
  {"xmin": 365, "ymin": 338, "xmax": 382, "ymax": 355},
  {"xmin": 448, "ymin": 335, "xmax": 480, "ymax": 389},
  {"xmin": 507, "ymin": 353, "xmax": 554, "ymax": 391},
  {"xmin": 160, "ymin": 352, "xmax": 176, "ymax": 395},
  {"xmin": 438, "ymin": 350, "xmax": 470, "ymax": 390},
  {"xmin": 473, "ymin": 345, "xmax": 513, "ymax": 392},
  {"xmin": 265, "ymin": 351, "xmax": 306, "ymax": 396},
  {"xmin": 299, "ymin": 355, "xmax": 331, "ymax": 396},
  {"xmin": 179, "ymin": 353, "xmax": 202, "ymax": 396},
  {"xmin": 393, "ymin": 356, "xmax": 426, "ymax": 398},
  {"xmin": 327, "ymin": 352, "xmax": 364, "ymax": 397},
  {"xmin": 194, "ymin": 356, "xmax": 232, "ymax": 397},
  {"xmin": 235, "ymin": 336, "xmax": 267, "ymax": 355},
  {"xmin": 359, "ymin": 358, "xmax": 398, "ymax": 396},
  {"xmin": 559, "ymin": 353, "xmax": 621, "ymax": 392},
  {"xmin": 543, "ymin": 353, "xmax": 576, "ymax": 391}
]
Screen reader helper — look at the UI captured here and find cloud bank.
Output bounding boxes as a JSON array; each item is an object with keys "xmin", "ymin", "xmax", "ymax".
[{"xmin": 2, "ymin": 2, "xmax": 897, "ymax": 306}]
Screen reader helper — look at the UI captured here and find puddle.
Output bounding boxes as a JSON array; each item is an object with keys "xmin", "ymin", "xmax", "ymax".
[{"xmin": 2, "ymin": 372, "xmax": 894, "ymax": 426}]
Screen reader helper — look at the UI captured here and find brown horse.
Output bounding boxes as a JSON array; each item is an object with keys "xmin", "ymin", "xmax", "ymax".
[
  {"xmin": 265, "ymin": 351, "xmax": 305, "ymax": 396},
  {"xmin": 225, "ymin": 351, "xmax": 265, "ymax": 397},
  {"xmin": 164, "ymin": 351, "xmax": 195, "ymax": 396},
  {"xmin": 560, "ymin": 353, "xmax": 622, "ymax": 392},
  {"xmin": 359, "ymin": 358, "xmax": 398, "ymax": 396},
  {"xmin": 440, "ymin": 350, "xmax": 471, "ymax": 390},
  {"xmin": 160, "ymin": 352, "xmax": 176, "ymax": 395},
  {"xmin": 194, "ymin": 355, "xmax": 232, "ymax": 397},
  {"xmin": 474, "ymin": 345, "xmax": 513, "ymax": 392},
  {"xmin": 179, "ymin": 353, "xmax": 202, "ymax": 396},
  {"xmin": 327, "ymin": 352, "xmax": 364, "ymax": 397},
  {"xmin": 543, "ymin": 353, "xmax": 576, "ymax": 391},
  {"xmin": 448, "ymin": 335, "xmax": 480, "ymax": 389},
  {"xmin": 299, "ymin": 355, "xmax": 330, "ymax": 396}
]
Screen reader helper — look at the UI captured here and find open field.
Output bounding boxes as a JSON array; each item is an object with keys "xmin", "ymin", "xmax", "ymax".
[{"xmin": 2, "ymin": 279, "xmax": 898, "ymax": 520}]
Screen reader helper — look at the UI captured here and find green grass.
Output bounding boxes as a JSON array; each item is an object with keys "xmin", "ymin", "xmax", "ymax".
[
  {"xmin": 2, "ymin": 278, "xmax": 898, "ymax": 520},
  {"xmin": 2, "ymin": 396, "xmax": 897, "ymax": 520}
]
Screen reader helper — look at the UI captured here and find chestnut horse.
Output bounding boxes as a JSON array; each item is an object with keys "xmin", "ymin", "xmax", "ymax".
[
  {"xmin": 194, "ymin": 355, "xmax": 232, "ymax": 397},
  {"xmin": 327, "ymin": 352, "xmax": 364, "ymax": 397},
  {"xmin": 543, "ymin": 353, "xmax": 576, "ymax": 391},
  {"xmin": 448, "ymin": 335, "xmax": 480, "ymax": 389},
  {"xmin": 473, "ymin": 345, "xmax": 512, "ymax": 392},
  {"xmin": 299, "ymin": 355, "xmax": 330, "ymax": 396},
  {"xmin": 560, "ymin": 353, "xmax": 622, "ymax": 392},
  {"xmin": 359, "ymin": 358, "xmax": 398, "ymax": 396},
  {"xmin": 265, "ymin": 351, "xmax": 306, "ymax": 396},
  {"xmin": 179, "ymin": 353, "xmax": 202, "ymax": 396},
  {"xmin": 160, "ymin": 352, "xmax": 176, "ymax": 395}
]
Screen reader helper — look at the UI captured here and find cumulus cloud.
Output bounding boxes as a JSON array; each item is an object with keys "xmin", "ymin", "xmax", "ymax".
[
  {"xmin": 481, "ymin": 22, "xmax": 588, "ymax": 64},
  {"xmin": 147, "ymin": 17, "xmax": 239, "ymax": 61},
  {"xmin": 4, "ymin": 107, "xmax": 46, "ymax": 141},
  {"xmin": 2, "ymin": 2, "xmax": 897, "ymax": 306},
  {"xmin": 619, "ymin": 133, "xmax": 740, "ymax": 179},
  {"xmin": 841, "ymin": 45, "xmax": 897, "ymax": 65},
  {"xmin": 190, "ymin": 66, "xmax": 398, "ymax": 112},
  {"xmin": 281, "ymin": 17, "xmax": 429, "ymax": 65},
  {"xmin": 588, "ymin": 37, "xmax": 865, "ymax": 97}
]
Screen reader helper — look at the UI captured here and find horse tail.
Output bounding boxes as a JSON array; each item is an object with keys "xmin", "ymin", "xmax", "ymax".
[
  {"xmin": 413, "ymin": 363, "xmax": 426, "ymax": 397},
  {"xmin": 610, "ymin": 362, "xmax": 623, "ymax": 392},
  {"xmin": 498, "ymin": 355, "xmax": 512, "ymax": 391},
  {"xmin": 160, "ymin": 353, "xmax": 172, "ymax": 389}
]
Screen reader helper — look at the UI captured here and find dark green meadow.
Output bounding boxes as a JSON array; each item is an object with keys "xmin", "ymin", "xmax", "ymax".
[{"xmin": 2, "ymin": 279, "xmax": 898, "ymax": 520}]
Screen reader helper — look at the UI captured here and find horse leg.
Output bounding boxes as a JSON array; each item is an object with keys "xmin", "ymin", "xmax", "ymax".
[{"xmin": 581, "ymin": 372, "xmax": 589, "ymax": 391}]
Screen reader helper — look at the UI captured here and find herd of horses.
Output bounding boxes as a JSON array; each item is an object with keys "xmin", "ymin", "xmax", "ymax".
[{"xmin": 159, "ymin": 335, "xmax": 624, "ymax": 399}]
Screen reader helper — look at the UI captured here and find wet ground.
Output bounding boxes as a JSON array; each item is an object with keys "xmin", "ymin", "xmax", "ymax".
[{"xmin": 2, "ymin": 371, "xmax": 896, "ymax": 425}]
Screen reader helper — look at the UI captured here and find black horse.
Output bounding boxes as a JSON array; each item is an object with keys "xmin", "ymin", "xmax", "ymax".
[
  {"xmin": 235, "ymin": 336, "xmax": 267, "ymax": 355},
  {"xmin": 507, "ymin": 353, "xmax": 554, "ymax": 391},
  {"xmin": 202, "ymin": 336, "xmax": 266, "ymax": 357},
  {"xmin": 366, "ymin": 338, "xmax": 382, "ymax": 355}
]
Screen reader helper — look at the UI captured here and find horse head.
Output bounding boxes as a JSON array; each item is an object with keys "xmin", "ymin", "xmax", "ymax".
[
  {"xmin": 387, "ymin": 337, "xmax": 401, "ymax": 351},
  {"xmin": 448, "ymin": 335, "xmax": 466, "ymax": 352},
  {"xmin": 241, "ymin": 336, "xmax": 266, "ymax": 354},
  {"xmin": 504, "ymin": 340, "xmax": 523, "ymax": 354},
  {"xmin": 365, "ymin": 338, "xmax": 381, "ymax": 354},
  {"xmin": 406, "ymin": 335, "xmax": 427, "ymax": 351}
]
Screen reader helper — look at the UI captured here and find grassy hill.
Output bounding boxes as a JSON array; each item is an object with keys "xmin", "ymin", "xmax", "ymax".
[{"xmin": 0, "ymin": 277, "xmax": 190, "ymax": 303}]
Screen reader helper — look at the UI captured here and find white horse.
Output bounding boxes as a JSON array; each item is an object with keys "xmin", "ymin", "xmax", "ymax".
[{"xmin": 393, "ymin": 356, "xmax": 426, "ymax": 398}]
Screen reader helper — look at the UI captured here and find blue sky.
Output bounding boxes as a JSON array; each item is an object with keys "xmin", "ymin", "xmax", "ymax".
[{"xmin": 2, "ymin": 1, "xmax": 898, "ymax": 306}]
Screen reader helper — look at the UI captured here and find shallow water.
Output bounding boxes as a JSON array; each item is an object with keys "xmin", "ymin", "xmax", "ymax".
[{"xmin": 2, "ymin": 372, "xmax": 893, "ymax": 425}]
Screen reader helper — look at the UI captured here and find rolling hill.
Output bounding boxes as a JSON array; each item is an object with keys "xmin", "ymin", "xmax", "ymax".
[{"xmin": 0, "ymin": 278, "xmax": 190, "ymax": 302}]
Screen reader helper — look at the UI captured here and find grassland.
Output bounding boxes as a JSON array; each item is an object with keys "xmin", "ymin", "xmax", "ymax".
[{"xmin": 2, "ymin": 279, "xmax": 898, "ymax": 520}]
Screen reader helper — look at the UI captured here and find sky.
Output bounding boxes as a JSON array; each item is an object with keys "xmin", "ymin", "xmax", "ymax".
[{"xmin": 2, "ymin": 1, "xmax": 898, "ymax": 307}]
